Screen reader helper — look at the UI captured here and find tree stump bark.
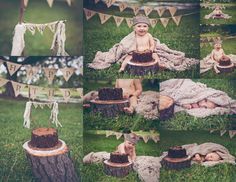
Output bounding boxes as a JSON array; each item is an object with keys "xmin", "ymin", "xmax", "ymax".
[
  {"xmin": 23, "ymin": 140, "xmax": 80, "ymax": 182},
  {"xmin": 90, "ymin": 99, "xmax": 129, "ymax": 117},
  {"xmin": 216, "ymin": 64, "xmax": 234, "ymax": 73},
  {"xmin": 159, "ymin": 95, "xmax": 174, "ymax": 121},
  {"xmin": 103, "ymin": 160, "xmax": 133, "ymax": 178},
  {"xmin": 126, "ymin": 61, "xmax": 158, "ymax": 76},
  {"xmin": 161, "ymin": 157, "xmax": 191, "ymax": 170}
]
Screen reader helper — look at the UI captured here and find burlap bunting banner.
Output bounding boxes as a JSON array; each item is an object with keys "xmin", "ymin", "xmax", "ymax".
[
  {"xmin": 131, "ymin": 5, "xmax": 140, "ymax": 15},
  {"xmin": 160, "ymin": 18, "xmax": 169, "ymax": 28},
  {"xmin": 11, "ymin": 81, "xmax": 26, "ymax": 97},
  {"xmin": 119, "ymin": 2, "xmax": 128, "ymax": 12},
  {"xmin": 45, "ymin": 88, "xmax": 55, "ymax": 101},
  {"xmin": 0, "ymin": 77, "xmax": 8, "ymax": 87},
  {"xmin": 25, "ymin": 66, "xmax": 39, "ymax": 80},
  {"xmin": 6, "ymin": 62, "xmax": 22, "ymax": 76},
  {"xmin": 143, "ymin": 6, "xmax": 153, "ymax": 16},
  {"xmin": 83, "ymin": 8, "xmax": 97, "ymax": 20},
  {"xmin": 105, "ymin": 0, "xmax": 116, "ymax": 8},
  {"xmin": 155, "ymin": 7, "xmax": 166, "ymax": 17},
  {"xmin": 98, "ymin": 13, "xmax": 112, "ymax": 24},
  {"xmin": 47, "ymin": 0, "xmax": 54, "ymax": 7},
  {"xmin": 229, "ymin": 130, "xmax": 236, "ymax": 139},
  {"xmin": 126, "ymin": 18, "xmax": 133, "ymax": 28},
  {"xmin": 28, "ymin": 85, "xmax": 41, "ymax": 100},
  {"xmin": 150, "ymin": 19, "xmax": 158, "ymax": 28},
  {"xmin": 168, "ymin": 7, "xmax": 177, "ymax": 17},
  {"xmin": 172, "ymin": 15, "xmax": 182, "ymax": 26},
  {"xmin": 43, "ymin": 68, "xmax": 58, "ymax": 84},
  {"xmin": 113, "ymin": 16, "xmax": 124, "ymax": 27},
  {"xmin": 60, "ymin": 67, "xmax": 75, "ymax": 81},
  {"xmin": 60, "ymin": 88, "xmax": 71, "ymax": 103},
  {"xmin": 220, "ymin": 130, "xmax": 227, "ymax": 136},
  {"xmin": 76, "ymin": 88, "xmax": 83, "ymax": 97},
  {"xmin": 115, "ymin": 132, "xmax": 123, "ymax": 140}
]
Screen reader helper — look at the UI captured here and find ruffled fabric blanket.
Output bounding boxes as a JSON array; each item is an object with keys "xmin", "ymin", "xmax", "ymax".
[
  {"xmin": 205, "ymin": 12, "xmax": 231, "ymax": 19},
  {"xmin": 84, "ymin": 91, "xmax": 159, "ymax": 120},
  {"xmin": 200, "ymin": 54, "xmax": 236, "ymax": 74},
  {"xmin": 88, "ymin": 32, "xmax": 199, "ymax": 71},
  {"xmin": 83, "ymin": 143, "xmax": 235, "ymax": 182},
  {"xmin": 160, "ymin": 79, "xmax": 236, "ymax": 118}
]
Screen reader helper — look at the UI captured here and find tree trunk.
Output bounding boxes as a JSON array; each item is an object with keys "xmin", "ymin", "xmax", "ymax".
[
  {"xmin": 126, "ymin": 61, "xmax": 158, "ymax": 76},
  {"xmin": 103, "ymin": 160, "xmax": 133, "ymax": 178},
  {"xmin": 216, "ymin": 64, "xmax": 234, "ymax": 73},
  {"xmin": 90, "ymin": 99, "xmax": 129, "ymax": 117},
  {"xmin": 23, "ymin": 141, "xmax": 80, "ymax": 182},
  {"xmin": 161, "ymin": 157, "xmax": 191, "ymax": 170}
]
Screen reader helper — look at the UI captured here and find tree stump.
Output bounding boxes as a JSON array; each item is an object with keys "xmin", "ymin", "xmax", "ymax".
[
  {"xmin": 23, "ymin": 140, "xmax": 80, "ymax": 182},
  {"xmin": 216, "ymin": 63, "xmax": 234, "ymax": 73},
  {"xmin": 161, "ymin": 156, "xmax": 191, "ymax": 170},
  {"xmin": 159, "ymin": 95, "xmax": 174, "ymax": 121},
  {"xmin": 126, "ymin": 60, "xmax": 158, "ymax": 76},
  {"xmin": 90, "ymin": 99, "xmax": 129, "ymax": 117},
  {"xmin": 103, "ymin": 160, "xmax": 133, "ymax": 178}
]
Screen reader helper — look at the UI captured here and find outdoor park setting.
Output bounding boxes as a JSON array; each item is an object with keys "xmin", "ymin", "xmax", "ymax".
[
  {"xmin": 0, "ymin": 0, "xmax": 83, "ymax": 56},
  {"xmin": 84, "ymin": 0, "xmax": 200, "ymax": 80}
]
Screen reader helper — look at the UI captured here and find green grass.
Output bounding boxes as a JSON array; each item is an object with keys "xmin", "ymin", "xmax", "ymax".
[
  {"xmin": 0, "ymin": 98, "xmax": 83, "ymax": 181},
  {"xmin": 0, "ymin": 0, "xmax": 82, "ymax": 56},
  {"xmin": 200, "ymin": 4, "xmax": 236, "ymax": 24},
  {"xmin": 83, "ymin": 131, "xmax": 236, "ymax": 182},
  {"xmin": 84, "ymin": 5, "xmax": 200, "ymax": 79},
  {"xmin": 160, "ymin": 79, "xmax": 236, "ymax": 130},
  {"xmin": 200, "ymin": 36, "xmax": 236, "ymax": 79}
]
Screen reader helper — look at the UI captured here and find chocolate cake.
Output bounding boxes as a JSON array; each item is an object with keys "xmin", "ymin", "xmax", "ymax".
[
  {"xmin": 110, "ymin": 152, "xmax": 129, "ymax": 163},
  {"xmin": 98, "ymin": 88, "xmax": 123, "ymax": 101},
  {"xmin": 168, "ymin": 146, "xmax": 187, "ymax": 158},
  {"xmin": 29, "ymin": 128, "xmax": 59, "ymax": 148},
  {"xmin": 132, "ymin": 50, "xmax": 153, "ymax": 63},
  {"xmin": 161, "ymin": 146, "xmax": 191, "ymax": 170},
  {"xmin": 219, "ymin": 56, "xmax": 231, "ymax": 66}
]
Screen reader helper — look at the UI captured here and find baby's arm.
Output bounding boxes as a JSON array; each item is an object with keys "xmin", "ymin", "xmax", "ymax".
[
  {"xmin": 148, "ymin": 33, "xmax": 155, "ymax": 52},
  {"xmin": 131, "ymin": 146, "xmax": 137, "ymax": 161},
  {"xmin": 210, "ymin": 50, "xmax": 216, "ymax": 61},
  {"xmin": 133, "ymin": 79, "xmax": 142, "ymax": 97}
]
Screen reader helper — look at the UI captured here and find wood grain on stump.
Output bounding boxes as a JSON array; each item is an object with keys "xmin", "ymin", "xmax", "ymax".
[
  {"xmin": 103, "ymin": 160, "xmax": 133, "ymax": 178},
  {"xmin": 23, "ymin": 140, "xmax": 80, "ymax": 182},
  {"xmin": 126, "ymin": 60, "xmax": 158, "ymax": 76},
  {"xmin": 161, "ymin": 156, "xmax": 191, "ymax": 170},
  {"xmin": 216, "ymin": 63, "xmax": 234, "ymax": 73},
  {"xmin": 159, "ymin": 95, "xmax": 174, "ymax": 121},
  {"xmin": 90, "ymin": 99, "xmax": 129, "ymax": 117}
]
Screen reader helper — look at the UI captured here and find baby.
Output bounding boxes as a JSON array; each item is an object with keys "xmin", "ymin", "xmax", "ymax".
[
  {"xmin": 213, "ymin": 5, "xmax": 223, "ymax": 16},
  {"xmin": 193, "ymin": 152, "xmax": 222, "ymax": 163},
  {"xmin": 119, "ymin": 15, "xmax": 160, "ymax": 72},
  {"xmin": 210, "ymin": 40, "xmax": 225, "ymax": 62},
  {"xmin": 116, "ymin": 133, "xmax": 139, "ymax": 162},
  {"xmin": 182, "ymin": 99, "xmax": 217, "ymax": 109},
  {"xmin": 115, "ymin": 79, "xmax": 142, "ymax": 114}
]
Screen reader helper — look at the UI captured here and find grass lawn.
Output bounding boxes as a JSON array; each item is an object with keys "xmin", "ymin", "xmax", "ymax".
[
  {"xmin": 200, "ymin": 36, "xmax": 236, "ymax": 79},
  {"xmin": 160, "ymin": 79, "xmax": 236, "ymax": 130},
  {"xmin": 200, "ymin": 4, "xmax": 236, "ymax": 25},
  {"xmin": 0, "ymin": 0, "xmax": 82, "ymax": 56},
  {"xmin": 84, "ymin": 4, "xmax": 200, "ymax": 80},
  {"xmin": 82, "ymin": 130, "xmax": 236, "ymax": 182},
  {"xmin": 0, "ymin": 98, "xmax": 83, "ymax": 181}
]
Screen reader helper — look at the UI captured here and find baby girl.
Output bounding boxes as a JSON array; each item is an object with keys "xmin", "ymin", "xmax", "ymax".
[
  {"xmin": 182, "ymin": 99, "xmax": 217, "ymax": 110},
  {"xmin": 119, "ymin": 15, "xmax": 160, "ymax": 72},
  {"xmin": 116, "ymin": 133, "xmax": 139, "ymax": 162},
  {"xmin": 210, "ymin": 40, "xmax": 225, "ymax": 62},
  {"xmin": 192, "ymin": 152, "xmax": 222, "ymax": 163}
]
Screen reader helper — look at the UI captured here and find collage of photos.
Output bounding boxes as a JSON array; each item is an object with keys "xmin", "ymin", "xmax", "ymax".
[{"xmin": 0, "ymin": 0, "xmax": 235, "ymax": 182}]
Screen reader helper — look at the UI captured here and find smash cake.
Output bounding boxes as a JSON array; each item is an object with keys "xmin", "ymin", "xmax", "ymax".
[
  {"xmin": 110, "ymin": 152, "xmax": 129, "ymax": 164},
  {"xmin": 98, "ymin": 88, "xmax": 123, "ymax": 101},
  {"xmin": 132, "ymin": 50, "xmax": 154, "ymax": 63}
]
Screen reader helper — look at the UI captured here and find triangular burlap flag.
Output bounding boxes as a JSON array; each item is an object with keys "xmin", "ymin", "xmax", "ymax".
[
  {"xmin": 0, "ymin": 77, "xmax": 8, "ymax": 87},
  {"xmin": 60, "ymin": 88, "xmax": 71, "ymax": 103},
  {"xmin": 105, "ymin": 0, "xmax": 116, "ymax": 8},
  {"xmin": 220, "ymin": 130, "xmax": 227, "ymax": 136},
  {"xmin": 106, "ymin": 130, "xmax": 113, "ymax": 137},
  {"xmin": 131, "ymin": 5, "xmax": 140, "ymax": 15},
  {"xmin": 25, "ymin": 66, "xmax": 39, "ymax": 80},
  {"xmin": 11, "ymin": 81, "xmax": 25, "ymax": 97},
  {"xmin": 43, "ymin": 68, "xmax": 57, "ymax": 84},
  {"xmin": 47, "ymin": 103, "xmax": 53, "ymax": 109},
  {"xmin": 155, "ymin": 7, "xmax": 166, "ymax": 17},
  {"xmin": 207, "ymin": 37, "xmax": 212, "ymax": 42},
  {"xmin": 229, "ymin": 130, "xmax": 236, "ymax": 139},
  {"xmin": 143, "ymin": 6, "xmax": 153, "ymax": 16},
  {"xmin": 126, "ymin": 18, "xmax": 133, "ymax": 28},
  {"xmin": 33, "ymin": 102, "xmax": 38, "ymax": 108},
  {"xmin": 66, "ymin": 0, "xmax": 71, "ymax": 6},
  {"xmin": 142, "ymin": 135, "xmax": 150, "ymax": 143},
  {"xmin": 160, "ymin": 18, "xmax": 169, "ymax": 28},
  {"xmin": 94, "ymin": 0, "xmax": 100, "ymax": 4},
  {"xmin": 83, "ymin": 8, "xmax": 97, "ymax": 20},
  {"xmin": 37, "ymin": 24, "xmax": 46, "ymax": 35},
  {"xmin": 26, "ymin": 24, "xmax": 36, "ymax": 35},
  {"xmin": 113, "ymin": 16, "xmax": 124, "ymax": 27},
  {"xmin": 60, "ymin": 67, "xmax": 75, "ymax": 82},
  {"xmin": 168, "ymin": 7, "xmax": 177, "ymax": 16},
  {"xmin": 45, "ymin": 88, "xmax": 55, "ymax": 101},
  {"xmin": 39, "ymin": 103, "xmax": 44, "ymax": 109},
  {"xmin": 151, "ymin": 135, "xmax": 160, "ymax": 143},
  {"xmin": 24, "ymin": 0, "xmax": 29, "ymax": 7},
  {"xmin": 47, "ymin": 0, "xmax": 54, "ymax": 7},
  {"xmin": 76, "ymin": 88, "xmax": 83, "ymax": 97},
  {"xmin": 48, "ymin": 23, "xmax": 57, "ymax": 33},
  {"xmin": 98, "ymin": 13, "xmax": 112, "ymax": 24},
  {"xmin": 150, "ymin": 19, "xmax": 158, "ymax": 28},
  {"xmin": 172, "ymin": 15, "xmax": 182, "ymax": 26},
  {"xmin": 119, "ymin": 2, "xmax": 128, "ymax": 12},
  {"xmin": 28, "ymin": 85, "xmax": 40, "ymax": 100},
  {"xmin": 115, "ymin": 132, "xmax": 123, "ymax": 140},
  {"xmin": 6, "ymin": 62, "xmax": 21, "ymax": 76}
]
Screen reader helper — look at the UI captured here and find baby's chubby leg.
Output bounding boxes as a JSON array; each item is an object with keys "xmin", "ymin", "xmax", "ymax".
[
  {"xmin": 124, "ymin": 95, "xmax": 138, "ymax": 114},
  {"xmin": 119, "ymin": 55, "xmax": 132, "ymax": 73}
]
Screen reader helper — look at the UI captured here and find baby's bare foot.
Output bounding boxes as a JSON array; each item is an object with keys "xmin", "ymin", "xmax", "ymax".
[
  {"xmin": 124, "ymin": 107, "xmax": 134, "ymax": 114},
  {"xmin": 119, "ymin": 67, "xmax": 125, "ymax": 73}
]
